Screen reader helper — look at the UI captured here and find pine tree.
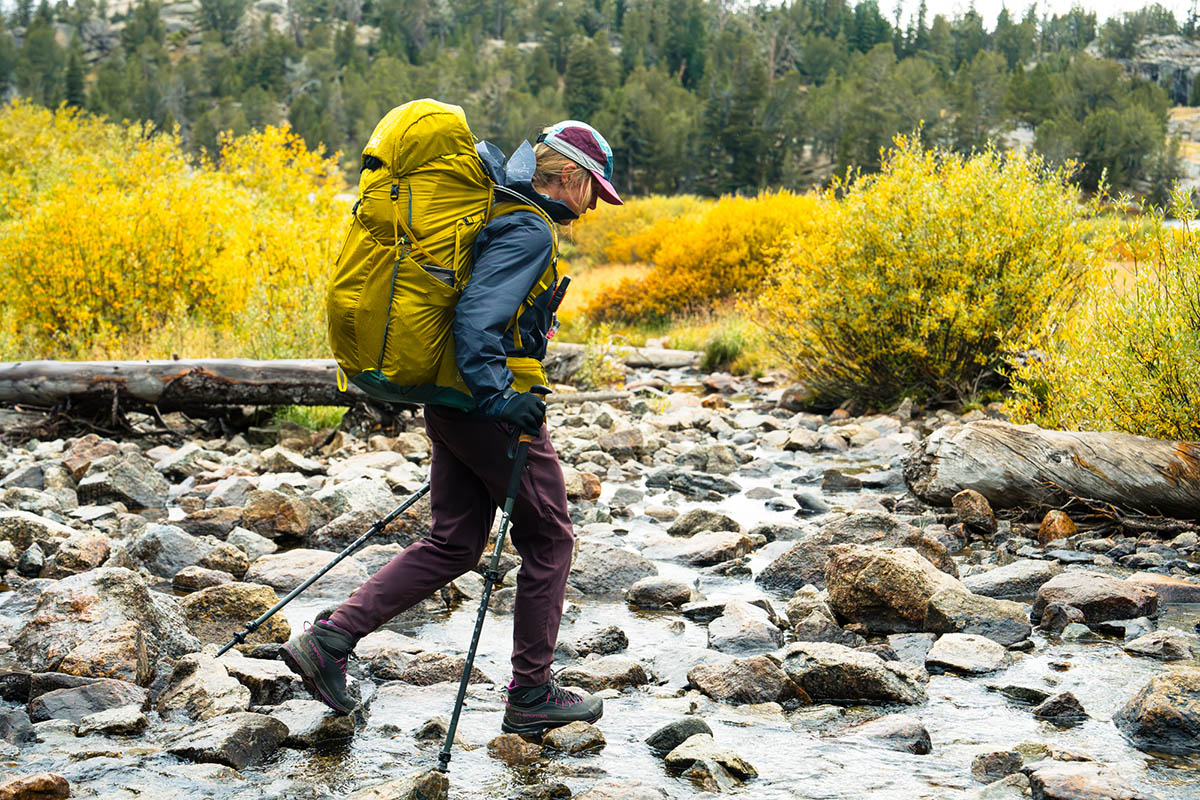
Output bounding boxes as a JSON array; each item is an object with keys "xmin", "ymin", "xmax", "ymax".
[{"xmin": 64, "ymin": 40, "xmax": 85, "ymax": 107}]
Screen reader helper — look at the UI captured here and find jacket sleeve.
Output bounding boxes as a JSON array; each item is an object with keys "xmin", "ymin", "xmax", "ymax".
[{"xmin": 453, "ymin": 212, "xmax": 554, "ymax": 416}]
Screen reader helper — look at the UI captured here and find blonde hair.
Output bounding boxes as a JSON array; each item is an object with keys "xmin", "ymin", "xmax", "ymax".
[{"xmin": 533, "ymin": 140, "xmax": 596, "ymax": 208}]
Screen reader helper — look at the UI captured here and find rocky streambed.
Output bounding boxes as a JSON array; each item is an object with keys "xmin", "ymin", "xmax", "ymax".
[{"xmin": 0, "ymin": 367, "xmax": 1198, "ymax": 800}]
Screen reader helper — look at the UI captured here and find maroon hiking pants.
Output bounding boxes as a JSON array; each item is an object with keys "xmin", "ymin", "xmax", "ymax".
[{"xmin": 327, "ymin": 405, "xmax": 575, "ymax": 687}]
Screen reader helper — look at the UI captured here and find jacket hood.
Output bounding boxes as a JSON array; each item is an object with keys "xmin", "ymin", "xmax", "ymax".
[{"xmin": 476, "ymin": 140, "xmax": 578, "ymax": 225}]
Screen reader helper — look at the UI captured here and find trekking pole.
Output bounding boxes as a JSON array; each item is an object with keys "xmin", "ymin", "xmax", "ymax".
[
  {"xmin": 216, "ymin": 481, "xmax": 431, "ymax": 657},
  {"xmin": 438, "ymin": 385, "xmax": 550, "ymax": 773}
]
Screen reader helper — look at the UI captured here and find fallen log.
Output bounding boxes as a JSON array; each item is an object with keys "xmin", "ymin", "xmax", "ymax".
[
  {"xmin": 0, "ymin": 359, "xmax": 362, "ymax": 410},
  {"xmin": 903, "ymin": 421, "xmax": 1200, "ymax": 519}
]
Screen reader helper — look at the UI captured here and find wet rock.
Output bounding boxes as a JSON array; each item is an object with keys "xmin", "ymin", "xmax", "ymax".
[
  {"xmin": 312, "ymin": 477, "xmax": 396, "ymax": 519},
  {"xmin": 567, "ymin": 540, "xmax": 657, "ymax": 596},
  {"xmin": 887, "ymin": 633, "xmax": 937, "ymax": 665},
  {"xmin": 1031, "ymin": 572, "xmax": 1159, "ymax": 625},
  {"xmin": 664, "ymin": 733, "xmax": 757, "ymax": 780},
  {"xmin": 1037, "ymin": 602, "xmax": 1086, "ymax": 635},
  {"xmin": 400, "ymin": 652, "xmax": 492, "ymax": 686},
  {"xmin": 244, "ymin": 548, "xmax": 368, "ymax": 597},
  {"xmin": 792, "ymin": 610, "xmax": 867, "ymax": 647},
  {"xmin": 792, "ymin": 489, "xmax": 831, "ymax": 515},
  {"xmin": 346, "ymin": 770, "xmax": 449, "ymax": 800},
  {"xmin": 925, "ymin": 634, "xmax": 1010, "ymax": 675},
  {"xmin": 413, "ymin": 715, "xmax": 450, "ymax": 741},
  {"xmin": 555, "ymin": 655, "xmax": 648, "ymax": 692},
  {"xmin": 1037, "ymin": 510, "xmax": 1076, "ymax": 545},
  {"xmin": 646, "ymin": 717, "xmax": 714, "ymax": 756},
  {"xmin": 1025, "ymin": 760, "xmax": 1153, "ymax": 800},
  {"xmin": 757, "ymin": 512, "xmax": 954, "ymax": 594},
  {"xmin": 16, "ymin": 543, "xmax": 44, "ymax": 577},
  {"xmin": 0, "ymin": 773, "xmax": 69, "ymax": 800},
  {"xmin": 971, "ymin": 750, "xmax": 1023, "ymax": 783},
  {"xmin": 76, "ymin": 453, "xmax": 170, "ymax": 509},
  {"xmin": 952, "ymin": 490, "xmax": 996, "ymax": 535},
  {"xmin": 678, "ymin": 443, "xmax": 744, "ymax": 475},
  {"xmin": 687, "ymin": 655, "xmax": 805, "ymax": 706},
  {"xmin": 241, "ymin": 490, "xmax": 313, "ymax": 541},
  {"xmin": 1123, "ymin": 629, "xmax": 1198, "ymax": 660},
  {"xmin": 219, "ymin": 649, "xmax": 302, "ymax": 705},
  {"xmin": 0, "ymin": 708, "xmax": 34, "ymax": 745},
  {"xmin": 75, "ymin": 705, "xmax": 149, "ymax": 737},
  {"xmin": 0, "ymin": 510, "xmax": 75, "ymax": 551},
  {"xmin": 626, "ymin": 576, "xmax": 696, "ymax": 609},
  {"xmin": 226, "ymin": 527, "xmax": 278, "ymax": 561},
  {"xmin": 838, "ymin": 714, "xmax": 932, "ymax": 754},
  {"xmin": 1112, "ymin": 668, "xmax": 1200, "ymax": 755},
  {"xmin": 645, "ymin": 468, "xmax": 741, "ymax": 501},
  {"xmin": 785, "ymin": 586, "xmax": 836, "ymax": 625},
  {"xmin": 1125, "ymin": 572, "xmax": 1200, "ymax": 604},
  {"xmin": 11, "ymin": 567, "xmax": 200, "ymax": 672},
  {"xmin": 57, "ymin": 621, "xmax": 150, "ymax": 686},
  {"xmin": 707, "ymin": 600, "xmax": 783, "ymax": 655},
  {"xmin": 964, "ymin": 559, "xmax": 1064, "ymax": 599},
  {"xmin": 598, "ymin": 427, "xmax": 644, "ymax": 459},
  {"xmin": 924, "ymin": 589, "xmax": 1032, "ymax": 646},
  {"xmin": 821, "ymin": 469, "xmax": 862, "ymax": 492},
  {"xmin": 644, "ymin": 530, "xmax": 754, "ymax": 566},
  {"xmin": 1032, "ymin": 692, "xmax": 1087, "ymax": 725},
  {"xmin": 176, "ymin": 506, "xmax": 243, "ymax": 539},
  {"xmin": 488, "ymin": 733, "xmax": 544, "ymax": 766},
  {"xmin": 39, "ymin": 531, "xmax": 110, "ymax": 579},
  {"xmin": 173, "ymin": 565, "xmax": 235, "ymax": 590},
  {"xmin": 356, "ymin": 630, "xmax": 424, "ymax": 681},
  {"xmin": 783, "ymin": 427, "xmax": 821, "ymax": 452},
  {"xmin": 179, "ymin": 582, "xmax": 291, "ymax": 649},
  {"xmin": 271, "ymin": 699, "xmax": 355, "ymax": 747},
  {"xmin": 166, "ymin": 711, "xmax": 289, "ymax": 770},
  {"xmin": 668, "ymin": 509, "xmax": 740, "ymax": 537},
  {"xmin": 28, "ymin": 679, "xmax": 149, "ymax": 723},
  {"xmin": 572, "ymin": 780, "xmax": 670, "ymax": 800},
  {"xmin": 967, "ymin": 772, "xmax": 1029, "ymax": 799},
  {"xmin": 157, "ymin": 653, "xmax": 251, "ymax": 722},
  {"xmin": 543, "ymin": 720, "xmax": 606, "ymax": 753},
  {"xmin": 574, "ymin": 625, "xmax": 629, "ymax": 657},
  {"xmin": 781, "ymin": 641, "xmax": 928, "ymax": 705},
  {"xmin": 1061, "ymin": 622, "xmax": 1098, "ymax": 641},
  {"xmin": 826, "ymin": 545, "xmax": 965, "ymax": 634},
  {"xmin": 128, "ymin": 523, "xmax": 204, "ymax": 578}
]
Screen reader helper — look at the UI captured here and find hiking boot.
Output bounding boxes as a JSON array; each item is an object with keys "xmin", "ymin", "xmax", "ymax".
[
  {"xmin": 280, "ymin": 619, "xmax": 357, "ymax": 715},
  {"xmin": 502, "ymin": 676, "xmax": 604, "ymax": 735}
]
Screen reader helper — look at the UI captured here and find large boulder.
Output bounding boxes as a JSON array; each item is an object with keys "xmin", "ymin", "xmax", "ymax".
[
  {"xmin": 244, "ymin": 549, "xmax": 368, "ymax": 597},
  {"xmin": 1112, "ymin": 668, "xmax": 1200, "ymax": 755},
  {"xmin": 56, "ymin": 621, "xmax": 151, "ymax": 686},
  {"xmin": 156, "ymin": 653, "xmax": 251, "ymax": 722},
  {"xmin": 962, "ymin": 559, "xmax": 1063, "ymax": 598},
  {"xmin": 270, "ymin": 699, "xmax": 356, "ymax": 747},
  {"xmin": 687, "ymin": 655, "xmax": 805, "ymax": 705},
  {"xmin": 568, "ymin": 540, "xmax": 657, "ymax": 596},
  {"xmin": 10, "ymin": 568, "xmax": 200, "ymax": 673},
  {"xmin": 781, "ymin": 642, "xmax": 928, "ymax": 705},
  {"xmin": 178, "ymin": 582, "xmax": 291, "ymax": 649},
  {"xmin": 76, "ymin": 453, "xmax": 170, "ymax": 509},
  {"xmin": 825, "ymin": 545, "xmax": 965, "ymax": 634},
  {"xmin": 166, "ymin": 712, "xmax": 289, "ymax": 770},
  {"xmin": 756, "ymin": 512, "xmax": 954, "ymax": 594},
  {"xmin": 1031, "ymin": 571, "xmax": 1159, "ymax": 625},
  {"xmin": 923, "ymin": 589, "xmax": 1031, "ymax": 646}
]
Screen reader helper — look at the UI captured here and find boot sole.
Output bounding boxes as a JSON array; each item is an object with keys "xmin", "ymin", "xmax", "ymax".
[
  {"xmin": 501, "ymin": 707, "xmax": 604, "ymax": 736},
  {"xmin": 280, "ymin": 644, "xmax": 357, "ymax": 716}
]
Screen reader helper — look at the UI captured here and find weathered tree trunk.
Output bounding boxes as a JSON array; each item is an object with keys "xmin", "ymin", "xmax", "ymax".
[
  {"xmin": 0, "ymin": 359, "xmax": 361, "ymax": 410},
  {"xmin": 904, "ymin": 420, "xmax": 1200, "ymax": 519}
]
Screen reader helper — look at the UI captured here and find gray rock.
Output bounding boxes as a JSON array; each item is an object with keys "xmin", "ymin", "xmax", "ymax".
[
  {"xmin": 128, "ymin": 523, "xmax": 204, "ymax": 578},
  {"xmin": 667, "ymin": 509, "xmax": 740, "ymax": 537},
  {"xmin": 177, "ymin": 506, "xmax": 244, "ymax": 539},
  {"xmin": 219, "ymin": 649, "xmax": 302, "ymax": 706},
  {"xmin": 782, "ymin": 641, "xmax": 928, "ymax": 705},
  {"xmin": 398, "ymin": 652, "xmax": 492, "ymax": 686},
  {"xmin": 271, "ymin": 699, "xmax": 355, "ymax": 747},
  {"xmin": 1037, "ymin": 601, "xmax": 1086, "ymax": 634},
  {"xmin": 574, "ymin": 625, "xmax": 629, "ymax": 657},
  {"xmin": 260, "ymin": 446, "xmax": 325, "ymax": 475},
  {"xmin": 971, "ymin": 750, "xmax": 1023, "ymax": 783},
  {"xmin": 0, "ymin": 510, "xmax": 76, "ymax": 551},
  {"xmin": 707, "ymin": 601, "xmax": 783, "ymax": 655},
  {"xmin": 963, "ymin": 559, "xmax": 1064, "ymax": 598},
  {"xmin": 838, "ymin": 714, "xmax": 932, "ymax": 754},
  {"xmin": 568, "ymin": 540, "xmax": 657, "ymax": 596},
  {"xmin": 542, "ymin": 720, "xmax": 605, "ymax": 753},
  {"xmin": 1123, "ymin": 629, "xmax": 1198, "ymax": 661},
  {"xmin": 645, "ymin": 469, "xmax": 741, "ymax": 501},
  {"xmin": 924, "ymin": 589, "xmax": 1032, "ymax": 646},
  {"xmin": 77, "ymin": 453, "xmax": 170, "ymax": 509},
  {"xmin": 572, "ymin": 780, "xmax": 671, "ymax": 800},
  {"xmin": 643, "ymin": 530, "xmax": 754, "ymax": 566},
  {"xmin": 166, "ymin": 711, "xmax": 289, "ymax": 770},
  {"xmin": 687, "ymin": 655, "xmax": 803, "ymax": 705},
  {"xmin": 555, "ymin": 655, "xmax": 648, "ymax": 692},
  {"xmin": 75, "ymin": 705, "xmax": 149, "ymax": 737},
  {"xmin": 1032, "ymin": 692, "xmax": 1087, "ymax": 725},
  {"xmin": 225, "ymin": 527, "xmax": 278, "ymax": 561},
  {"xmin": 626, "ymin": 576, "xmax": 696, "ymax": 609},
  {"xmin": 646, "ymin": 717, "xmax": 713, "ymax": 756},
  {"xmin": 0, "ymin": 707, "xmax": 34, "ymax": 744},
  {"xmin": 1031, "ymin": 571, "xmax": 1159, "ymax": 625},
  {"xmin": 925, "ymin": 634, "xmax": 1010, "ymax": 675},
  {"xmin": 173, "ymin": 565, "xmax": 235, "ymax": 591},
  {"xmin": 28, "ymin": 679, "xmax": 149, "ymax": 723},
  {"xmin": 966, "ymin": 773, "xmax": 1030, "ymax": 800},
  {"xmin": 240, "ymin": 490, "xmax": 314, "ymax": 541},
  {"xmin": 156, "ymin": 653, "xmax": 251, "ymax": 722},
  {"xmin": 664, "ymin": 733, "xmax": 757, "ymax": 780},
  {"xmin": 598, "ymin": 428, "xmax": 644, "ymax": 460},
  {"xmin": 244, "ymin": 548, "xmax": 368, "ymax": 597},
  {"xmin": 675, "ymin": 443, "xmax": 742, "ymax": 475},
  {"xmin": 791, "ymin": 610, "xmax": 866, "ymax": 647},
  {"xmin": 1112, "ymin": 668, "xmax": 1200, "ymax": 755},
  {"xmin": 887, "ymin": 633, "xmax": 937, "ymax": 665},
  {"xmin": 345, "ymin": 770, "xmax": 449, "ymax": 800}
]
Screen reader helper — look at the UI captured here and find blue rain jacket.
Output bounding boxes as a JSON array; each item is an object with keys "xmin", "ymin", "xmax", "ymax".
[{"xmin": 454, "ymin": 141, "xmax": 577, "ymax": 416}]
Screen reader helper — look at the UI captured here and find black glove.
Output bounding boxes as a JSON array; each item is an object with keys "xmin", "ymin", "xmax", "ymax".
[{"xmin": 498, "ymin": 391, "xmax": 546, "ymax": 436}]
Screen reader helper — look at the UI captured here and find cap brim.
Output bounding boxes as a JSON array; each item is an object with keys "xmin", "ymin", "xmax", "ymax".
[{"xmin": 589, "ymin": 170, "xmax": 623, "ymax": 205}]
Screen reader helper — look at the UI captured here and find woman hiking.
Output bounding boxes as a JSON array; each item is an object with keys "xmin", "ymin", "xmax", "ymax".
[{"xmin": 282, "ymin": 120, "xmax": 623, "ymax": 736}]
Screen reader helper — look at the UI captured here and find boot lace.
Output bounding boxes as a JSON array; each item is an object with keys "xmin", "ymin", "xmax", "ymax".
[
  {"xmin": 545, "ymin": 669, "xmax": 583, "ymax": 708},
  {"xmin": 304, "ymin": 621, "xmax": 348, "ymax": 677}
]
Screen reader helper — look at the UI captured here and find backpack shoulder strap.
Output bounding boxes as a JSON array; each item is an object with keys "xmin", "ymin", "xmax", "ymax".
[{"xmin": 486, "ymin": 187, "xmax": 560, "ymax": 349}]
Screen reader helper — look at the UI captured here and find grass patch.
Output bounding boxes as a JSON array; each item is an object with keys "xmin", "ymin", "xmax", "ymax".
[{"xmin": 272, "ymin": 405, "xmax": 346, "ymax": 430}]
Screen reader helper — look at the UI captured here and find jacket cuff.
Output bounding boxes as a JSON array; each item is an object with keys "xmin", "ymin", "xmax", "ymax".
[{"xmin": 479, "ymin": 387, "xmax": 519, "ymax": 417}]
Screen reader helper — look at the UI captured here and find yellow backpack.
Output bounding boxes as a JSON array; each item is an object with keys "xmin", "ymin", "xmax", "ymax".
[{"xmin": 326, "ymin": 98, "xmax": 558, "ymax": 409}]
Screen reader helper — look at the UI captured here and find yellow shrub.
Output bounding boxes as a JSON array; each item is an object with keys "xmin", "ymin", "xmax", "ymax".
[
  {"xmin": 1009, "ymin": 193, "xmax": 1200, "ymax": 439},
  {"xmin": 567, "ymin": 194, "xmax": 711, "ymax": 266},
  {"xmin": 588, "ymin": 191, "xmax": 823, "ymax": 322},
  {"xmin": 755, "ymin": 136, "xmax": 1110, "ymax": 407},
  {"xmin": 0, "ymin": 102, "xmax": 343, "ymax": 360}
]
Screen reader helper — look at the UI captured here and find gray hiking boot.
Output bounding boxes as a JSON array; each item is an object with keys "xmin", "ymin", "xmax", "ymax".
[
  {"xmin": 280, "ymin": 619, "xmax": 357, "ymax": 715},
  {"xmin": 502, "ymin": 676, "xmax": 604, "ymax": 735}
]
